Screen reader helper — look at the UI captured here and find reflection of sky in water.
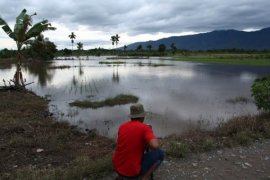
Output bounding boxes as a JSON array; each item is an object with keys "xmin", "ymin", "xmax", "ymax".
[{"xmin": 1, "ymin": 57, "xmax": 270, "ymax": 138}]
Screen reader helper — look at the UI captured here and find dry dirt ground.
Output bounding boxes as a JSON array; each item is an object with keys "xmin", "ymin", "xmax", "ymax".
[{"xmin": 104, "ymin": 139, "xmax": 270, "ymax": 180}]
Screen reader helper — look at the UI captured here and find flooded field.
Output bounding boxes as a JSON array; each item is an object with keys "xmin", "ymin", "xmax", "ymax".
[{"xmin": 1, "ymin": 56, "xmax": 270, "ymax": 138}]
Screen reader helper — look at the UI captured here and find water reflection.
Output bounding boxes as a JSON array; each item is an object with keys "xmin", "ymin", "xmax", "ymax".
[
  {"xmin": 1, "ymin": 57, "xmax": 270, "ymax": 138},
  {"xmin": 112, "ymin": 66, "xmax": 120, "ymax": 83},
  {"xmin": 24, "ymin": 62, "xmax": 55, "ymax": 87}
]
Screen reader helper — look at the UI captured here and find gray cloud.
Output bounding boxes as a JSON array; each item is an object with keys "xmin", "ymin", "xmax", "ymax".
[{"xmin": 1, "ymin": 0, "xmax": 270, "ymax": 39}]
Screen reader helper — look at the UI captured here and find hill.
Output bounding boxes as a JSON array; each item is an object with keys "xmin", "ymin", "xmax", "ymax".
[{"xmin": 126, "ymin": 27, "xmax": 270, "ymax": 51}]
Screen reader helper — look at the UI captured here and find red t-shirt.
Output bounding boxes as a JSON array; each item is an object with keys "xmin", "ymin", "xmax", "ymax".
[{"xmin": 112, "ymin": 120, "xmax": 156, "ymax": 177}]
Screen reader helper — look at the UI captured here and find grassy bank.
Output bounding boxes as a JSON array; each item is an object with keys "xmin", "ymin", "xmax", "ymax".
[
  {"xmin": 174, "ymin": 53, "xmax": 270, "ymax": 66},
  {"xmin": 162, "ymin": 113, "xmax": 270, "ymax": 158},
  {"xmin": 1, "ymin": 88, "xmax": 269, "ymax": 179},
  {"xmin": 0, "ymin": 90, "xmax": 115, "ymax": 179},
  {"xmin": 69, "ymin": 94, "xmax": 139, "ymax": 109}
]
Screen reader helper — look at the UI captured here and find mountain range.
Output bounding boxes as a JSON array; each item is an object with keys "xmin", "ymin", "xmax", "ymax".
[{"xmin": 125, "ymin": 27, "xmax": 270, "ymax": 51}]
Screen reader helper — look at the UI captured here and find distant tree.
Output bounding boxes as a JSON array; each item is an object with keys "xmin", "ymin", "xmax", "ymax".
[
  {"xmin": 0, "ymin": 48, "xmax": 16, "ymax": 58},
  {"xmin": 123, "ymin": 45, "xmax": 127, "ymax": 51},
  {"xmin": 77, "ymin": 42, "xmax": 83, "ymax": 51},
  {"xmin": 25, "ymin": 34, "xmax": 57, "ymax": 60},
  {"xmin": 147, "ymin": 44, "xmax": 152, "ymax": 51},
  {"xmin": 63, "ymin": 48, "xmax": 72, "ymax": 56},
  {"xmin": 170, "ymin": 43, "xmax": 177, "ymax": 54},
  {"xmin": 68, "ymin": 32, "xmax": 76, "ymax": 51},
  {"xmin": 0, "ymin": 8, "xmax": 56, "ymax": 86},
  {"xmin": 111, "ymin": 35, "xmax": 116, "ymax": 48},
  {"xmin": 136, "ymin": 44, "xmax": 143, "ymax": 51},
  {"xmin": 115, "ymin": 34, "xmax": 120, "ymax": 47},
  {"xmin": 158, "ymin": 44, "xmax": 166, "ymax": 53}
]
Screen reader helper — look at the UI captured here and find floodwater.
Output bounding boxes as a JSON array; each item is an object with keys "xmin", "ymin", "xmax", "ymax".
[{"xmin": 1, "ymin": 56, "xmax": 270, "ymax": 138}]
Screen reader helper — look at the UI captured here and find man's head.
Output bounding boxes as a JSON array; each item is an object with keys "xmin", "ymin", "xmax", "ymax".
[{"xmin": 129, "ymin": 103, "xmax": 146, "ymax": 122}]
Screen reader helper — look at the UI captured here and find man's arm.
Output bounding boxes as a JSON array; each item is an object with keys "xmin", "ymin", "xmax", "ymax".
[{"xmin": 148, "ymin": 138, "xmax": 159, "ymax": 149}]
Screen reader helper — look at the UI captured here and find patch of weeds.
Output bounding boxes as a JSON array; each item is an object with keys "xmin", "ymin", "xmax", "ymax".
[
  {"xmin": 226, "ymin": 96, "xmax": 250, "ymax": 104},
  {"xmin": 69, "ymin": 94, "xmax": 139, "ymax": 109},
  {"xmin": 233, "ymin": 131, "xmax": 253, "ymax": 145},
  {"xmin": 201, "ymin": 138, "xmax": 217, "ymax": 151},
  {"xmin": 166, "ymin": 141, "xmax": 190, "ymax": 158}
]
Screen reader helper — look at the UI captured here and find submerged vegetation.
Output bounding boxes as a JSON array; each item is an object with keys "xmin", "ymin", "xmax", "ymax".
[
  {"xmin": 99, "ymin": 61, "xmax": 126, "ymax": 64},
  {"xmin": 69, "ymin": 94, "xmax": 139, "ymax": 109}
]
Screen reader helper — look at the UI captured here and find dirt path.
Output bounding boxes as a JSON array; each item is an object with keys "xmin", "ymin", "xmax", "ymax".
[
  {"xmin": 104, "ymin": 140, "xmax": 270, "ymax": 180},
  {"xmin": 155, "ymin": 139, "xmax": 270, "ymax": 180}
]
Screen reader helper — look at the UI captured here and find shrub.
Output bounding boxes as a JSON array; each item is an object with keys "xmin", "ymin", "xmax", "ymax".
[{"xmin": 251, "ymin": 77, "xmax": 270, "ymax": 112}]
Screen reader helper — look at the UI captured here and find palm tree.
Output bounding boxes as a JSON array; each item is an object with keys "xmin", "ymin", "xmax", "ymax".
[
  {"xmin": 115, "ymin": 34, "xmax": 120, "ymax": 47},
  {"xmin": 170, "ymin": 43, "xmax": 177, "ymax": 54},
  {"xmin": 136, "ymin": 44, "xmax": 143, "ymax": 51},
  {"xmin": 77, "ymin": 42, "xmax": 83, "ymax": 51},
  {"xmin": 147, "ymin": 44, "xmax": 152, "ymax": 51},
  {"xmin": 123, "ymin": 45, "xmax": 127, "ymax": 51},
  {"xmin": 68, "ymin": 32, "xmax": 76, "ymax": 51},
  {"xmin": 111, "ymin": 35, "xmax": 116, "ymax": 48},
  {"xmin": 0, "ymin": 8, "xmax": 56, "ymax": 87}
]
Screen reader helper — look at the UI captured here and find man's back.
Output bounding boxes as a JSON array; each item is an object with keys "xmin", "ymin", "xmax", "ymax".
[{"xmin": 112, "ymin": 120, "xmax": 156, "ymax": 177}]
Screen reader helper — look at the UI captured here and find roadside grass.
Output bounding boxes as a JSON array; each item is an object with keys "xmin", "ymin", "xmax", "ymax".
[
  {"xmin": 69, "ymin": 94, "xmax": 139, "ymax": 109},
  {"xmin": 174, "ymin": 53, "xmax": 270, "ymax": 66},
  {"xmin": 162, "ymin": 113, "xmax": 270, "ymax": 158},
  {"xmin": 0, "ymin": 90, "xmax": 115, "ymax": 179},
  {"xmin": 10, "ymin": 154, "xmax": 113, "ymax": 180}
]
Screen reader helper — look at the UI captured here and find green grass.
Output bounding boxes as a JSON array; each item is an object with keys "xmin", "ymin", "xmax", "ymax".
[
  {"xmin": 162, "ymin": 113, "xmax": 270, "ymax": 157},
  {"xmin": 69, "ymin": 94, "xmax": 139, "ymax": 108},
  {"xmin": 175, "ymin": 53, "xmax": 270, "ymax": 66}
]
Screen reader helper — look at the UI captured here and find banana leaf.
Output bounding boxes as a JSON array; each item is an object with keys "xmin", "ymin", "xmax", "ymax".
[
  {"xmin": 14, "ymin": 9, "xmax": 30, "ymax": 43},
  {"xmin": 0, "ymin": 18, "xmax": 15, "ymax": 40},
  {"xmin": 25, "ymin": 20, "xmax": 56, "ymax": 41}
]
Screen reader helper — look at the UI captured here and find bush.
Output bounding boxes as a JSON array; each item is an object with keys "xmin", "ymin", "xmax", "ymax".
[{"xmin": 251, "ymin": 77, "xmax": 270, "ymax": 112}]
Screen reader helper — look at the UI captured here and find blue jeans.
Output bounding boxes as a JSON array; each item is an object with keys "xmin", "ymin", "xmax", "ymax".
[{"xmin": 140, "ymin": 148, "xmax": 164, "ymax": 175}]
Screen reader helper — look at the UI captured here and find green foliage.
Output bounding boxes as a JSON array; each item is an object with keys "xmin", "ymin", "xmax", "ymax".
[
  {"xmin": 0, "ymin": 48, "xmax": 16, "ymax": 58},
  {"xmin": 166, "ymin": 142, "xmax": 190, "ymax": 158},
  {"xmin": 136, "ymin": 44, "xmax": 142, "ymax": 51},
  {"xmin": 251, "ymin": 77, "xmax": 270, "ymax": 112},
  {"xmin": 63, "ymin": 48, "xmax": 72, "ymax": 56},
  {"xmin": 24, "ymin": 36, "xmax": 57, "ymax": 60},
  {"xmin": 158, "ymin": 44, "xmax": 166, "ymax": 53},
  {"xmin": 77, "ymin": 42, "xmax": 83, "ymax": 51}
]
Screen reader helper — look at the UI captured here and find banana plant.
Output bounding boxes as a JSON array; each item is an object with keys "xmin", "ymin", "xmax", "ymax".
[{"xmin": 0, "ymin": 9, "xmax": 56, "ymax": 87}]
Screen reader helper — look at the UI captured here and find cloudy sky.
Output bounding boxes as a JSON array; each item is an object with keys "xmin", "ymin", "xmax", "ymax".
[{"xmin": 0, "ymin": 0, "xmax": 270, "ymax": 50}]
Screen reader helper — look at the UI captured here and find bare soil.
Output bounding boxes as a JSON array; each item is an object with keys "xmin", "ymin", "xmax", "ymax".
[
  {"xmin": 104, "ymin": 140, "xmax": 270, "ymax": 180},
  {"xmin": 155, "ymin": 139, "xmax": 270, "ymax": 180}
]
